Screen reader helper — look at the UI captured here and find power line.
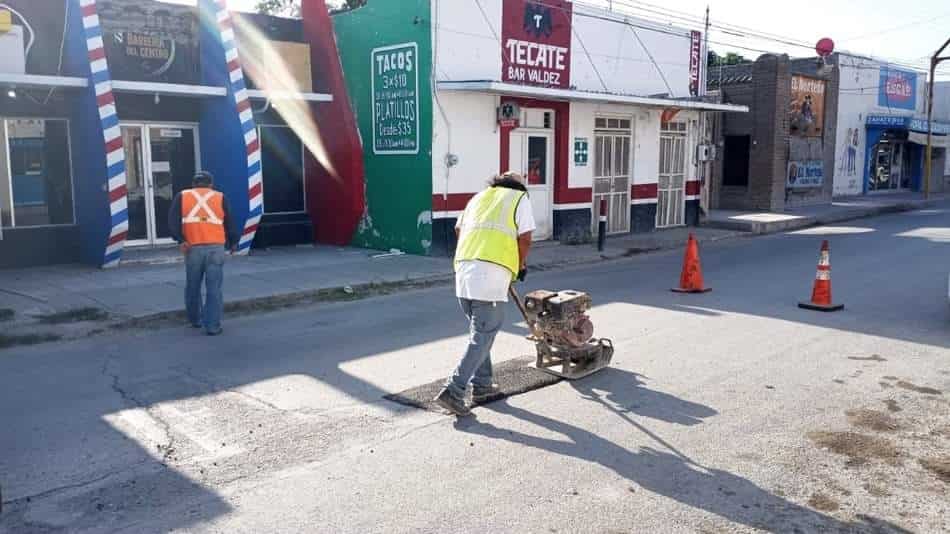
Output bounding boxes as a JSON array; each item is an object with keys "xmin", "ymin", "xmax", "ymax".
[{"xmin": 840, "ymin": 12, "xmax": 950, "ymax": 42}]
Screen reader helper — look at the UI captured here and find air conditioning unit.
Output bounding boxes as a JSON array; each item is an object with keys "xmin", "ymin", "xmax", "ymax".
[{"xmin": 0, "ymin": 24, "xmax": 26, "ymax": 74}]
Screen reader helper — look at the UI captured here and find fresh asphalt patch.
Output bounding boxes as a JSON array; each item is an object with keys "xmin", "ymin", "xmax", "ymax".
[{"xmin": 384, "ymin": 356, "xmax": 561, "ymax": 413}]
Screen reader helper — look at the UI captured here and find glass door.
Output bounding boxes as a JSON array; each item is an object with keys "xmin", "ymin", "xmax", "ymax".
[
  {"xmin": 148, "ymin": 126, "xmax": 196, "ymax": 241},
  {"xmin": 122, "ymin": 125, "xmax": 150, "ymax": 243},
  {"xmin": 508, "ymin": 131, "xmax": 553, "ymax": 240},
  {"xmin": 120, "ymin": 124, "xmax": 198, "ymax": 245}
]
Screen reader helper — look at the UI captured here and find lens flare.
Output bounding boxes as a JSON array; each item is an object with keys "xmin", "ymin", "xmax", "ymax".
[{"xmin": 231, "ymin": 12, "xmax": 339, "ymax": 181}]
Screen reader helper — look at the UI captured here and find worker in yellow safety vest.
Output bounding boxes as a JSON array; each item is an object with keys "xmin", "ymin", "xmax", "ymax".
[
  {"xmin": 434, "ymin": 171, "xmax": 535, "ymax": 416},
  {"xmin": 168, "ymin": 171, "xmax": 238, "ymax": 336}
]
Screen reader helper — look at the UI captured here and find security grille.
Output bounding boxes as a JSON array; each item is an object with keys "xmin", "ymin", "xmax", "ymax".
[
  {"xmin": 657, "ymin": 121, "xmax": 687, "ymax": 228},
  {"xmin": 593, "ymin": 117, "xmax": 632, "ymax": 234}
]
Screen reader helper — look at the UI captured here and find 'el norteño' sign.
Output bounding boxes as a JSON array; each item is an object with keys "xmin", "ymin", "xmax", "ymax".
[
  {"xmin": 501, "ymin": 0, "xmax": 572, "ymax": 89},
  {"xmin": 371, "ymin": 42, "xmax": 419, "ymax": 155}
]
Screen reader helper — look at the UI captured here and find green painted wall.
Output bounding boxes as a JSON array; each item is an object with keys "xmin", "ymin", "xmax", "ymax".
[{"xmin": 333, "ymin": 0, "xmax": 433, "ymax": 254}]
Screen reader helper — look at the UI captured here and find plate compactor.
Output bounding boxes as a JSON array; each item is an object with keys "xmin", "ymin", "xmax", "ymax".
[{"xmin": 509, "ymin": 286, "xmax": 613, "ymax": 380}]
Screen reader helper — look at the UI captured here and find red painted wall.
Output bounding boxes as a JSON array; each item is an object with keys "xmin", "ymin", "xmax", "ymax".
[{"xmin": 302, "ymin": 0, "xmax": 365, "ymax": 245}]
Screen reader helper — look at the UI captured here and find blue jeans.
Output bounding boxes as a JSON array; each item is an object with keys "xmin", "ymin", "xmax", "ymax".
[
  {"xmin": 185, "ymin": 244, "xmax": 226, "ymax": 333},
  {"xmin": 445, "ymin": 298, "xmax": 505, "ymax": 400}
]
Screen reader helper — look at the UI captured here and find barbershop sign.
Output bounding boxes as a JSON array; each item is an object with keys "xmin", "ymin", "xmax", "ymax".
[{"xmin": 501, "ymin": 0, "xmax": 572, "ymax": 89}]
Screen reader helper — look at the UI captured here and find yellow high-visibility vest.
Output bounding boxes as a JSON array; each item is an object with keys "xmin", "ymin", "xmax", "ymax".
[{"xmin": 454, "ymin": 187, "xmax": 526, "ymax": 279}]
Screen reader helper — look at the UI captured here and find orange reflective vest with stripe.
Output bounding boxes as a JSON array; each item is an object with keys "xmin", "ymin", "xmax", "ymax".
[{"xmin": 181, "ymin": 188, "xmax": 226, "ymax": 245}]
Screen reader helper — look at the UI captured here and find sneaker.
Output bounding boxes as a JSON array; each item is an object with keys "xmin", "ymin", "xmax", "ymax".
[
  {"xmin": 206, "ymin": 328, "xmax": 223, "ymax": 336},
  {"xmin": 433, "ymin": 389, "xmax": 471, "ymax": 417},
  {"xmin": 472, "ymin": 383, "xmax": 502, "ymax": 403},
  {"xmin": 190, "ymin": 323, "xmax": 203, "ymax": 329}
]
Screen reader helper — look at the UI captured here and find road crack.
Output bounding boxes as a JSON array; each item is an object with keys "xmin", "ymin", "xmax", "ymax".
[{"xmin": 101, "ymin": 355, "xmax": 179, "ymax": 464}]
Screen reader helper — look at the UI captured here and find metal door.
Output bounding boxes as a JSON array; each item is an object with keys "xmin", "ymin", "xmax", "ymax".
[
  {"xmin": 657, "ymin": 122, "xmax": 687, "ymax": 228},
  {"xmin": 592, "ymin": 117, "xmax": 632, "ymax": 234}
]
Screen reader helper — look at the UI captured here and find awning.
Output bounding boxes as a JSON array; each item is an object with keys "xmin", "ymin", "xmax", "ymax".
[
  {"xmin": 247, "ymin": 89, "xmax": 333, "ymax": 103},
  {"xmin": 111, "ymin": 80, "xmax": 227, "ymax": 98},
  {"xmin": 437, "ymin": 80, "xmax": 749, "ymax": 113},
  {"xmin": 908, "ymin": 131, "xmax": 949, "ymax": 148},
  {"xmin": 0, "ymin": 73, "xmax": 87, "ymax": 90}
]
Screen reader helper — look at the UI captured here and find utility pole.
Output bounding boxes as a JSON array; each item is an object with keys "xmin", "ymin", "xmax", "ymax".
[
  {"xmin": 924, "ymin": 37, "xmax": 950, "ymax": 200},
  {"xmin": 699, "ymin": 5, "xmax": 711, "ymax": 217}
]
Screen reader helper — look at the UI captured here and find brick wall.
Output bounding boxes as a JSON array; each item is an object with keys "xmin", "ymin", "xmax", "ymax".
[{"xmin": 711, "ymin": 54, "xmax": 838, "ymax": 211}]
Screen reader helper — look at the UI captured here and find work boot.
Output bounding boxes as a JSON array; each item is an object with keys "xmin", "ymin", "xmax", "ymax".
[
  {"xmin": 433, "ymin": 389, "xmax": 471, "ymax": 417},
  {"xmin": 472, "ymin": 383, "xmax": 502, "ymax": 404}
]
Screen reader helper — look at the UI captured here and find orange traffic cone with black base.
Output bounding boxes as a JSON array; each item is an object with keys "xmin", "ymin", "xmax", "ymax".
[
  {"xmin": 799, "ymin": 240, "xmax": 844, "ymax": 312},
  {"xmin": 672, "ymin": 233, "xmax": 711, "ymax": 293}
]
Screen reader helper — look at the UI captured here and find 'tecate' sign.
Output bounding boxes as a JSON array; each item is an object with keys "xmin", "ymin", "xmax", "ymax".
[{"xmin": 501, "ymin": 0, "xmax": 572, "ymax": 89}]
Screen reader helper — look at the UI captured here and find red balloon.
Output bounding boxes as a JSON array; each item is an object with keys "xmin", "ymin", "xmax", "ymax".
[{"xmin": 816, "ymin": 38, "xmax": 835, "ymax": 57}]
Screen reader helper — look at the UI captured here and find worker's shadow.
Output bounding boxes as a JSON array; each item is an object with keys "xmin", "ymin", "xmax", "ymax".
[{"xmin": 454, "ymin": 368, "xmax": 911, "ymax": 534}]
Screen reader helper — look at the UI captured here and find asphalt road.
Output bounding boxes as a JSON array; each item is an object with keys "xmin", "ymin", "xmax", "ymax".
[{"xmin": 2, "ymin": 205, "xmax": 950, "ymax": 533}]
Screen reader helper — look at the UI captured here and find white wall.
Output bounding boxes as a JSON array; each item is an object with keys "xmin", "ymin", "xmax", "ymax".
[
  {"xmin": 833, "ymin": 55, "xmax": 928, "ymax": 196},
  {"xmin": 432, "ymin": 0, "xmax": 694, "ymax": 97},
  {"xmin": 431, "ymin": 90, "xmax": 499, "ymax": 214}
]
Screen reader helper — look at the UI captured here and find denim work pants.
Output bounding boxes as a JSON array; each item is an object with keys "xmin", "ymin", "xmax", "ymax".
[
  {"xmin": 445, "ymin": 298, "xmax": 505, "ymax": 400},
  {"xmin": 185, "ymin": 244, "xmax": 226, "ymax": 333}
]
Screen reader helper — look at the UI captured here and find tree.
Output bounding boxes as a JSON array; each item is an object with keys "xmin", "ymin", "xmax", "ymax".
[
  {"xmin": 255, "ymin": 0, "xmax": 299, "ymax": 17},
  {"xmin": 707, "ymin": 50, "xmax": 750, "ymax": 67},
  {"xmin": 255, "ymin": 0, "xmax": 366, "ymax": 17}
]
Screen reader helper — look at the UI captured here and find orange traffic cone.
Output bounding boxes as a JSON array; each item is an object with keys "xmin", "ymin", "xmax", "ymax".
[
  {"xmin": 798, "ymin": 240, "xmax": 844, "ymax": 312},
  {"xmin": 672, "ymin": 233, "xmax": 711, "ymax": 293}
]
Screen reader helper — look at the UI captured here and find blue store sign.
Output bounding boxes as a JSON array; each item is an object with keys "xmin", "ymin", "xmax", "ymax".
[
  {"xmin": 878, "ymin": 67, "xmax": 918, "ymax": 111},
  {"xmin": 787, "ymin": 160, "xmax": 824, "ymax": 189},
  {"xmin": 866, "ymin": 115, "xmax": 950, "ymax": 135}
]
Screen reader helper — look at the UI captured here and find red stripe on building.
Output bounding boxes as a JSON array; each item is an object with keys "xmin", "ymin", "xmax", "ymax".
[
  {"xmin": 227, "ymin": 59, "xmax": 240, "ymax": 73},
  {"xmin": 105, "ymin": 137, "xmax": 123, "ymax": 154},
  {"xmin": 96, "ymin": 91, "xmax": 115, "ymax": 107},
  {"xmin": 685, "ymin": 180, "xmax": 701, "ymax": 196},
  {"xmin": 432, "ymin": 193, "xmax": 474, "ymax": 212},
  {"xmin": 81, "ymin": 4, "xmax": 97, "ymax": 17},
  {"xmin": 632, "ymin": 183, "xmax": 658, "ymax": 199},
  {"xmin": 247, "ymin": 138, "xmax": 260, "ymax": 155},
  {"xmin": 242, "ymin": 224, "xmax": 259, "ymax": 237},
  {"xmin": 236, "ymin": 98, "xmax": 251, "ymax": 113},
  {"xmin": 88, "ymin": 47, "xmax": 106, "ymax": 62},
  {"xmin": 107, "ymin": 231, "xmax": 128, "ymax": 246},
  {"xmin": 249, "ymin": 182, "xmax": 263, "ymax": 199},
  {"xmin": 108, "ymin": 185, "xmax": 128, "ymax": 203}
]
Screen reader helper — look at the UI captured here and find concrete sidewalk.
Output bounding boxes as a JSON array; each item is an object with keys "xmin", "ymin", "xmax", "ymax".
[
  {"xmin": 705, "ymin": 192, "xmax": 950, "ymax": 234},
  {"xmin": 0, "ymin": 227, "xmax": 742, "ymax": 340}
]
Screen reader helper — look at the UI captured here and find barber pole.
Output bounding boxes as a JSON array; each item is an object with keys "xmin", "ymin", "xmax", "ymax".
[
  {"xmin": 597, "ymin": 198, "xmax": 607, "ymax": 252},
  {"xmin": 79, "ymin": 0, "xmax": 128, "ymax": 268},
  {"xmin": 213, "ymin": 0, "xmax": 262, "ymax": 254}
]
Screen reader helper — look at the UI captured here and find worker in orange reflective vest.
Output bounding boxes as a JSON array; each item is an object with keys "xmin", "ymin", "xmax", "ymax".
[{"xmin": 168, "ymin": 172, "xmax": 239, "ymax": 336}]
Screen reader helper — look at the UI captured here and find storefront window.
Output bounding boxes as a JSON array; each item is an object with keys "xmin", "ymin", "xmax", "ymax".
[
  {"xmin": 259, "ymin": 125, "xmax": 305, "ymax": 214},
  {"xmin": 0, "ymin": 119, "xmax": 74, "ymax": 228}
]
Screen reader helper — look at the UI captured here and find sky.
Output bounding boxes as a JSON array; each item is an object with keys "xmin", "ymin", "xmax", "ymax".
[{"xmin": 168, "ymin": 0, "xmax": 950, "ymax": 77}]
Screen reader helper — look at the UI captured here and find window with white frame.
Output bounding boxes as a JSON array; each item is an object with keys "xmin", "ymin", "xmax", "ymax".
[
  {"xmin": 258, "ymin": 125, "xmax": 305, "ymax": 214},
  {"xmin": 0, "ymin": 118, "xmax": 74, "ymax": 228}
]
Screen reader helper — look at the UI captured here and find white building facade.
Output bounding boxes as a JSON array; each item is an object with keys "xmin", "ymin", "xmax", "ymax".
[
  {"xmin": 833, "ymin": 54, "xmax": 947, "ymax": 196},
  {"xmin": 429, "ymin": 0, "xmax": 745, "ymax": 250}
]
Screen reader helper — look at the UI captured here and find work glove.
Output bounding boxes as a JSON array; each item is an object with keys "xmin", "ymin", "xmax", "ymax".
[{"xmin": 517, "ymin": 268, "xmax": 527, "ymax": 282}]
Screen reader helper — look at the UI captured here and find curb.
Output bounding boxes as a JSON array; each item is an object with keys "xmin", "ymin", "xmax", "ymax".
[
  {"xmin": 703, "ymin": 198, "xmax": 947, "ymax": 235},
  {"xmin": 111, "ymin": 232, "xmax": 749, "ymax": 327}
]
